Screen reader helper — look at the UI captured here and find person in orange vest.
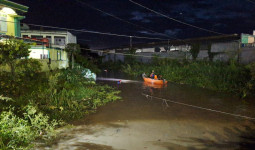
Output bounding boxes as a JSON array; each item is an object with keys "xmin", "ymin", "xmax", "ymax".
[{"xmin": 154, "ymin": 74, "xmax": 158, "ymax": 79}]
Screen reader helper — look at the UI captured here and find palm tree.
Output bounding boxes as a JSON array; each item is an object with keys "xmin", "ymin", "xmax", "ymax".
[{"xmin": 64, "ymin": 43, "xmax": 80, "ymax": 69}]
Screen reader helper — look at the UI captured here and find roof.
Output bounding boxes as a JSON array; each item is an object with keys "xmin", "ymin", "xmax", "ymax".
[
  {"xmin": 0, "ymin": 0, "xmax": 28, "ymax": 13},
  {"xmin": 21, "ymin": 29, "xmax": 77, "ymax": 36},
  {"xmin": 21, "ymin": 30, "xmax": 71, "ymax": 34}
]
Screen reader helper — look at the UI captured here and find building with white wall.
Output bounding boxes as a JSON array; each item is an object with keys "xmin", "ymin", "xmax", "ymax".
[
  {"xmin": 21, "ymin": 30, "xmax": 77, "ymax": 49},
  {"xmin": 20, "ymin": 29, "xmax": 75, "ymax": 70}
]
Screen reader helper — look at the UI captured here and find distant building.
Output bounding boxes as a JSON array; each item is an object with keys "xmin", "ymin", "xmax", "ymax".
[
  {"xmin": 0, "ymin": 0, "xmax": 28, "ymax": 37},
  {"xmin": 240, "ymin": 30, "xmax": 255, "ymax": 49},
  {"xmin": 102, "ymin": 34, "xmax": 243, "ymax": 63}
]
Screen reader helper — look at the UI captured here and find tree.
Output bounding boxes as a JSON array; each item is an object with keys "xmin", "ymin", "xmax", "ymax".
[
  {"xmin": 79, "ymin": 43, "xmax": 90, "ymax": 57},
  {"xmin": 64, "ymin": 43, "xmax": 81, "ymax": 69},
  {"xmin": 207, "ymin": 43, "xmax": 214, "ymax": 61},
  {"xmin": 124, "ymin": 48, "xmax": 137, "ymax": 65},
  {"xmin": 164, "ymin": 46, "xmax": 169, "ymax": 52},
  {"xmin": 155, "ymin": 47, "xmax": 161, "ymax": 52},
  {"xmin": 0, "ymin": 38, "xmax": 31, "ymax": 78},
  {"xmin": 190, "ymin": 43, "xmax": 200, "ymax": 60}
]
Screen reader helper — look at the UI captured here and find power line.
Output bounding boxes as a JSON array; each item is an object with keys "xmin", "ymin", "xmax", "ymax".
[
  {"xmin": 22, "ymin": 22, "xmax": 169, "ymax": 40},
  {"xmin": 0, "ymin": 19, "xmax": 169, "ymax": 40},
  {"xmin": 129, "ymin": 0, "xmax": 225, "ymax": 35},
  {"xmin": 25, "ymin": 23, "xmax": 170, "ymax": 40},
  {"xmin": 76, "ymin": 0, "xmax": 181, "ymax": 41}
]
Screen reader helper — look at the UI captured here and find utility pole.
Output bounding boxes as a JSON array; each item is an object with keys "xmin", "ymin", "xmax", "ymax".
[
  {"xmin": 237, "ymin": 39, "xmax": 241, "ymax": 64},
  {"xmin": 130, "ymin": 36, "xmax": 132, "ymax": 50},
  {"xmin": 167, "ymin": 39, "xmax": 170, "ymax": 52}
]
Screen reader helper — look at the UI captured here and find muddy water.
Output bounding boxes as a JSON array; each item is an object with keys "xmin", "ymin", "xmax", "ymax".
[{"xmin": 45, "ymin": 74, "xmax": 255, "ymax": 150}]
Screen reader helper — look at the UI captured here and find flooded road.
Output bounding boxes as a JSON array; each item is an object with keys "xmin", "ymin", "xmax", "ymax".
[{"xmin": 45, "ymin": 74, "xmax": 255, "ymax": 150}]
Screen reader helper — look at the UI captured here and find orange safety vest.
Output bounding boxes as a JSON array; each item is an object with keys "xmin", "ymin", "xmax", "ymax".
[{"xmin": 154, "ymin": 75, "xmax": 158, "ymax": 79}]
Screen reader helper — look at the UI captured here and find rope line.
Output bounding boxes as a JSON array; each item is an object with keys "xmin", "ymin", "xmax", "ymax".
[{"xmin": 142, "ymin": 93, "xmax": 255, "ymax": 120}]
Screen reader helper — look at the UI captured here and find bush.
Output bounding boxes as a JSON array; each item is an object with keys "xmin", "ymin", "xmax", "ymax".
[
  {"xmin": 29, "ymin": 67, "xmax": 120, "ymax": 121},
  {"xmin": 0, "ymin": 59, "xmax": 42, "ymax": 98},
  {"xmin": 0, "ymin": 103, "xmax": 59, "ymax": 150},
  {"xmin": 0, "ymin": 64, "xmax": 121, "ymax": 149}
]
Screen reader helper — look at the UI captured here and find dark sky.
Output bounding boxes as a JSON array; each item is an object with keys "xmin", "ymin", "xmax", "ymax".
[{"xmin": 12, "ymin": 0, "xmax": 255, "ymax": 49}]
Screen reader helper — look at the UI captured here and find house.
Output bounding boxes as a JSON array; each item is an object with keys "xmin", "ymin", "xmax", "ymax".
[
  {"xmin": 20, "ymin": 29, "xmax": 77, "ymax": 70},
  {"xmin": 0, "ymin": 1, "xmax": 71, "ymax": 71},
  {"xmin": 0, "ymin": 0, "xmax": 28, "ymax": 37}
]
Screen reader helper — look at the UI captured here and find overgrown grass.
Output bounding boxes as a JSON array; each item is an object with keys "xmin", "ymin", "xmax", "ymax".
[
  {"xmin": 0, "ymin": 97, "xmax": 60, "ymax": 150},
  {"xmin": 0, "ymin": 65, "xmax": 121, "ymax": 149},
  {"xmin": 32, "ymin": 68, "xmax": 121, "ymax": 121},
  {"xmin": 122, "ymin": 58, "xmax": 255, "ymax": 98}
]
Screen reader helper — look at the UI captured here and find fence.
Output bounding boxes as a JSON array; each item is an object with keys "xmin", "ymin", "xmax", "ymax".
[{"xmin": 102, "ymin": 41, "xmax": 255, "ymax": 64}]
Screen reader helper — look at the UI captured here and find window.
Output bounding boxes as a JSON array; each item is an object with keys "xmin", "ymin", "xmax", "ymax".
[
  {"xmin": 0, "ymin": 13, "xmax": 7, "ymax": 32},
  {"xmin": 40, "ymin": 54, "xmax": 48, "ymax": 59},
  {"xmin": 54, "ymin": 36, "xmax": 65, "ymax": 46},
  {"xmin": 46, "ymin": 36, "xmax": 52, "ymax": 43}
]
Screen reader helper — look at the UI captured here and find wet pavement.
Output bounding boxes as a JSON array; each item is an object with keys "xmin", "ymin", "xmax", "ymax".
[{"xmin": 39, "ymin": 75, "xmax": 255, "ymax": 150}]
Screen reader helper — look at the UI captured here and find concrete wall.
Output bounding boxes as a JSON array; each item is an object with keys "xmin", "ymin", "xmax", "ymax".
[
  {"xmin": 29, "ymin": 49, "xmax": 49, "ymax": 59},
  {"xmin": 29, "ymin": 46, "xmax": 49, "ymax": 59},
  {"xmin": 197, "ymin": 50, "xmax": 209, "ymax": 60},
  {"xmin": 67, "ymin": 32, "xmax": 77, "ymax": 44},
  {"xmin": 28, "ymin": 46, "xmax": 68, "ymax": 62},
  {"xmin": 48, "ymin": 48, "xmax": 68, "ymax": 61},
  {"xmin": 211, "ymin": 41, "xmax": 239, "ymax": 53},
  {"xmin": 103, "ymin": 51, "xmax": 188, "ymax": 63},
  {"xmin": 240, "ymin": 48, "xmax": 255, "ymax": 64}
]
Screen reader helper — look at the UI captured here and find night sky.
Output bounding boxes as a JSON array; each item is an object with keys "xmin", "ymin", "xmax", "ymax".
[{"xmin": 12, "ymin": 0, "xmax": 255, "ymax": 49}]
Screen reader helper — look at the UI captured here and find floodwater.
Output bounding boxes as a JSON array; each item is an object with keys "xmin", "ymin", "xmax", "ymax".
[{"xmin": 42, "ymin": 72, "xmax": 255, "ymax": 150}]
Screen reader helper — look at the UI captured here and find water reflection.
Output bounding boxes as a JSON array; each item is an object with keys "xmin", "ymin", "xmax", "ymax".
[{"xmin": 143, "ymin": 82, "xmax": 167, "ymax": 89}]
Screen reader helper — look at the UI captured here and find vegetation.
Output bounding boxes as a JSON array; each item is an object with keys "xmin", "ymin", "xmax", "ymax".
[
  {"xmin": 0, "ymin": 100, "xmax": 59, "ymax": 150},
  {"xmin": 124, "ymin": 48, "xmax": 138, "ymax": 65},
  {"xmin": 0, "ymin": 39, "xmax": 121, "ymax": 149},
  {"xmin": 0, "ymin": 38, "xmax": 31, "ymax": 78},
  {"xmin": 64, "ymin": 43, "xmax": 81, "ymax": 69},
  {"xmin": 121, "ymin": 58, "xmax": 255, "ymax": 98},
  {"xmin": 190, "ymin": 43, "xmax": 200, "ymax": 60},
  {"xmin": 75, "ymin": 53, "xmax": 101, "ymax": 74}
]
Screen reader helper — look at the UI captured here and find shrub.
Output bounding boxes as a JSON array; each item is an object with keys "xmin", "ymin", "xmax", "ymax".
[
  {"xmin": 0, "ymin": 103, "xmax": 59, "ymax": 150},
  {"xmin": 30, "ymin": 67, "xmax": 120, "ymax": 121}
]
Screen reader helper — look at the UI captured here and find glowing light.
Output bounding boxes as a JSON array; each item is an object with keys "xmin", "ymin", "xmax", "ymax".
[{"xmin": 2, "ymin": 7, "xmax": 16, "ymax": 15}]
